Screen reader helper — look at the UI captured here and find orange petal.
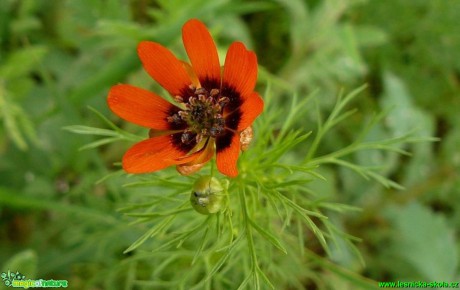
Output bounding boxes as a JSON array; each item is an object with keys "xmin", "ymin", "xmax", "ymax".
[
  {"xmin": 237, "ymin": 91, "xmax": 264, "ymax": 131},
  {"xmin": 122, "ymin": 135, "xmax": 197, "ymax": 174},
  {"xmin": 216, "ymin": 133, "xmax": 240, "ymax": 177},
  {"xmin": 181, "ymin": 61, "xmax": 200, "ymax": 88},
  {"xmin": 176, "ymin": 140, "xmax": 215, "ymax": 175},
  {"xmin": 187, "ymin": 139, "xmax": 215, "ymax": 165},
  {"xmin": 182, "ymin": 19, "xmax": 221, "ymax": 88},
  {"xmin": 107, "ymin": 84, "xmax": 174, "ymax": 130},
  {"xmin": 223, "ymin": 42, "xmax": 258, "ymax": 99},
  {"xmin": 138, "ymin": 41, "xmax": 192, "ymax": 97}
]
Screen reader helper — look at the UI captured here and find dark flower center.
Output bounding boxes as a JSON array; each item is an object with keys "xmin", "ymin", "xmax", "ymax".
[{"xmin": 167, "ymin": 85, "xmax": 229, "ymax": 145}]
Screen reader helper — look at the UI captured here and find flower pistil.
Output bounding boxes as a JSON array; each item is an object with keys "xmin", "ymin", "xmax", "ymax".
[{"xmin": 168, "ymin": 85, "xmax": 230, "ymax": 146}]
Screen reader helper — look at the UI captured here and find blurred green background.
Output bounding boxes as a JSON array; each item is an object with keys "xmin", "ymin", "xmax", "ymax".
[{"xmin": 1, "ymin": 0, "xmax": 459, "ymax": 289}]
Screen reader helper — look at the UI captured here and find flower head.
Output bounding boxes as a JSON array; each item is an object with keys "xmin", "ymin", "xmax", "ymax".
[{"xmin": 107, "ymin": 19, "xmax": 263, "ymax": 177}]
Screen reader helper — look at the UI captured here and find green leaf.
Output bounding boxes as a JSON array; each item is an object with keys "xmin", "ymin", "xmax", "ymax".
[
  {"xmin": 307, "ymin": 248, "xmax": 380, "ymax": 290},
  {"xmin": 0, "ymin": 249, "xmax": 37, "ymax": 281},
  {"xmin": 354, "ymin": 25, "xmax": 388, "ymax": 47},
  {"xmin": 384, "ymin": 203, "xmax": 457, "ymax": 280},
  {"xmin": 381, "ymin": 72, "xmax": 427, "ymax": 137},
  {"xmin": 78, "ymin": 137, "xmax": 121, "ymax": 151},
  {"xmin": 123, "ymin": 216, "xmax": 176, "ymax": 254},
  {"xmin": 0, "ymin": 86, "xmax": 38, "ymax": 150},
  {"xmin": 205, "ymin": 233, "xmax": 244, "ymax": 283},
  {"xmin": 380, "ymin": 72, "xmax": 436, "ymax": 186},
  {"xmin": 0, "ymin": 46, "xmax": 47, "ymax": 79},
  {"xmin": 249, "ymin": 219, "xmax": 287, "ymax": 254},
  {"xmin": 0, "ymin": 187, "xmax": 118, "ymax": 225},
  {"xmin": 125, "ymin": 208, "xmax": 192, "ymax": 218},
  {"xmin": 69, "ymin": 52, "xmax": 138, "ymax": 103},
  {"xmin": 191, "ymin": 222, "xmax": 210, "ymax": 265},
  {"xmin": 63, "ymin": 125, "xmax": 119, "ymax": 137}
]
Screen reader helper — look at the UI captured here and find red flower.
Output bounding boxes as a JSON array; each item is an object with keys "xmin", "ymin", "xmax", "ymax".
[{"xmin": 107, "ymin": 19, "xmax": 263, "ymax": 177}]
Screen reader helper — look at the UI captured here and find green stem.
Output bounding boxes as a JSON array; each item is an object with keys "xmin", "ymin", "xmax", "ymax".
[
  {"xmin": 305, "ymin": 126, "xmax": 325, "ymax": 162},
  {"xmin": 238, "ymin": 187, "xmax": 260, "ymax": 289}
]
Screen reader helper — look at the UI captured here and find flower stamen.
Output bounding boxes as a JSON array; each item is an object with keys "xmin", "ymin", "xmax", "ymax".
[{"xmin": 167, "ymin": 86, "xmax": 229, "ymax": 144}]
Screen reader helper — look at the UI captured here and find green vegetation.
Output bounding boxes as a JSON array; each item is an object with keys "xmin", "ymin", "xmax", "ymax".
[{"xmin": 1, "ymin": 0, "xmax": 458, "ymax": 289}]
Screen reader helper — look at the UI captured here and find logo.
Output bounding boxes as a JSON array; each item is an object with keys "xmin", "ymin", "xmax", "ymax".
[
  {"xmin": 1, "ymin": 271, "xmax": 68, "ymax": 288},
  {"xmin": 1, "ymin": 271, "xmax": 26, "ymax": 287}
]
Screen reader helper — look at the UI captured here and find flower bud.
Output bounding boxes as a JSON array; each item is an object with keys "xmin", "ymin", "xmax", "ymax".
[{"xmin": 190, "ymin": 176, "xmax": 226, "ymax": 215}]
